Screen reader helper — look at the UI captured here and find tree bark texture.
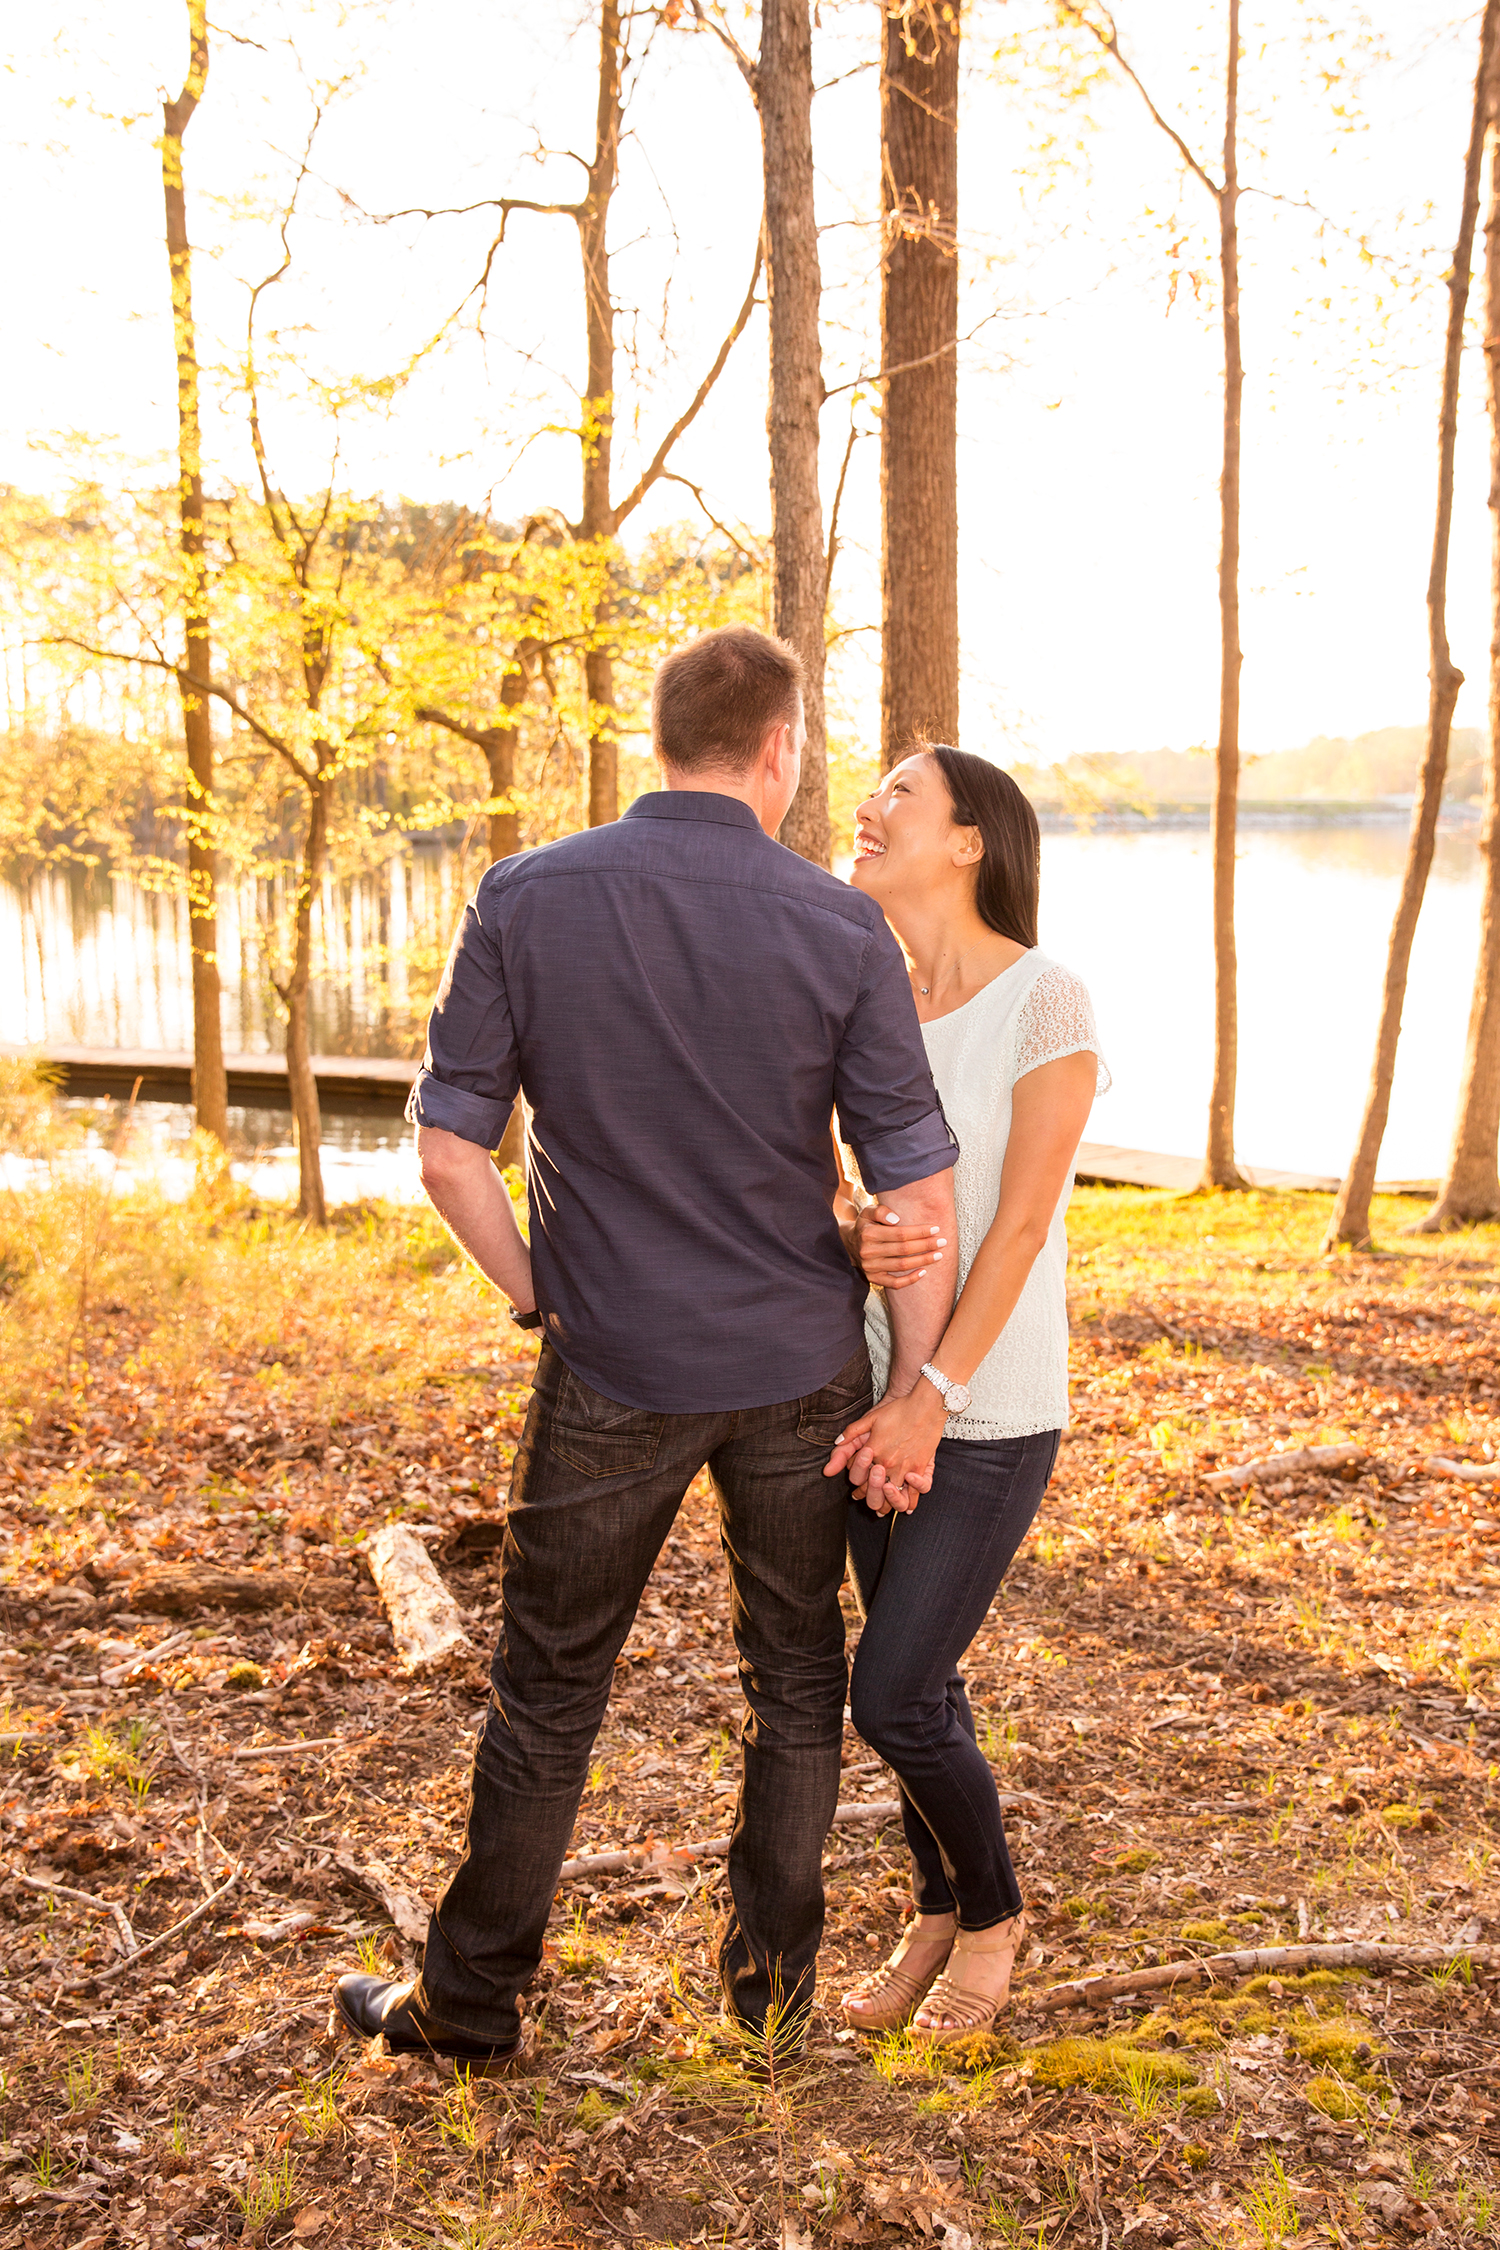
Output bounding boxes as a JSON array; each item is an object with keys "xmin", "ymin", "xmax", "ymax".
[
  {"xmin": 1328, "ymin": 2, "xmax": 1500, "ymax": 1248},
  {"xmin": 759, "ymin": 0, "xmax": 831, "ymax": 866},
  {"xmin": 486, "ymin": 643, "xmax": 534, "ymax": 862},
  {"xmin": 1420, "ymin": 65, "xmax": 1500, "ymax": 1231},
  {"xmin": 580, "ymin": 0, "xmax": 623, "ymax": 826},
  {"xmin": 880, "ymin": 0, "xmax": 960, "ymax": 770},
  {"xmin": 1203, "ymin": 0, "xmax": 1246, "ymax": 1191},
  {"xmin": 415, "ymin": 639, "xmax": 538, "ymax": 865},
  {"xmin": 161, "ymin": 0, "xmax": 227, "ymax": 1145},
  {"xmin": 279, "ymin": 769, "xmax": 330, "ymax": 1228}
]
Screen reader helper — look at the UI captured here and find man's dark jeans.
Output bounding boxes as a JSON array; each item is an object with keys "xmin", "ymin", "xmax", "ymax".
[{"xmin": 416, "ymin": 1339, "xmax": 872, "ymax": 2050}]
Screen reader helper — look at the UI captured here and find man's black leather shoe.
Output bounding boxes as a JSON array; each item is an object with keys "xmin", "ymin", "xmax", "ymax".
[{"xmin": 334, "ymin": 1973, "xmax": 522, "ymax": 2075}]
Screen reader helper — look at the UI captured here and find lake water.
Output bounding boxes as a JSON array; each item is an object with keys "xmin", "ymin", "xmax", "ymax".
[{"xmin": 0, "ymin": 818, "xmax": 1482, "ymax": 1201}]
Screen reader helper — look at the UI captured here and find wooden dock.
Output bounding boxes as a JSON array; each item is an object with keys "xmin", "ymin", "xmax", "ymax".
[
  {"xmin": 1074, "ymin": 1142, "xmax": 1436, "ymax": 1199},
  {"xmin": 0, "ymin": 1045, "xmax": 417, "ymax": 1117},
  {"xmin": 0, "ymin": 1049, "xmax": 1438, "ymax": 1194}
]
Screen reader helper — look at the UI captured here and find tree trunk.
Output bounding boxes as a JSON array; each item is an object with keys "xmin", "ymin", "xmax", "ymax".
[
  {"xmin": 1419, "ymin": 67, "xmax": 1500, "ymax": 1232},
  {"xmin": 585, "ymin": 645, "xmax": 616, "ymax": 828},
  {"xmin": 485, "ymin": 640, "xmax": 536, "ymax": 862},
  {"xmin": 161, "ymin": 0, "xmax": 227, "ymax": 1145},
  {"xmin": 880, "ymin": 0, "xmax": 960, "ymax": 770},
  {"xmin": 1202, "ymin": 0, "xmax": 1246, "ymax": 1191},
  {"xmin": 1327, "ymin": 2, "xmax": 1499, "ymax": 1248},
  {"xmin": 759, "ymin": 0, "xmax": 831, "ymax": 866},
  {"xmin": 281, "ymin": 772, "xmax": 328, "ymax": 1228},
  {"xmin": 580, "ymin": 0, "xmax": 623, "ymax": 826}
]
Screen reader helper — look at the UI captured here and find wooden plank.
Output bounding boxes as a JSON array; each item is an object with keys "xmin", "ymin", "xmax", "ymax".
[
  {"xmin": 0, "ymin": 1050, "xmax": 1441, "ymax": 1194},
  {"xmin": 1, "ymin": 1045, "xmax": 417, "ymax": 1117},
  {"xmin": 1073, "ymin": 1141, "xmax": 1436, "ymax": 1199}
]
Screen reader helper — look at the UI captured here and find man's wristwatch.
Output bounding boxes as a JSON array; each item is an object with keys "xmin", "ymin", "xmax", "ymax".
[
  {"xmin": 509, "ymin": 1305, "xmax": 544, "ymax": 1332},
  {"xmin": 919, "ymin": 1362, "xmax": 972, "ymax": 1416}
]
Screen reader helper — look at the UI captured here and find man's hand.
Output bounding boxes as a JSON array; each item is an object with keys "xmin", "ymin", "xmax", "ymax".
[
  {"xmin": 853, "ymin": 1201, "xmax": 947, "ymax": 1293},
  {"xmin": 824, "ymin": 1383, "xmax": 948, "ymax": 1514}
]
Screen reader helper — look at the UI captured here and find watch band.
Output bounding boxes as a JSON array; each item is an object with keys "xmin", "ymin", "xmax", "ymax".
[
  {"xmin": 509, "ymin": 1306, "xmax": 544, "ymax": 1331},
  {"xmin": 920, "ymin": 1361, "xmax": 972, "ymax": 1415}
]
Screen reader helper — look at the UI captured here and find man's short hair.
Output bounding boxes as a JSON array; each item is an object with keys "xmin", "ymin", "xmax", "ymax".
[{"xmin": 652, "ymin": 626, "xmax": 805, "ymax": 775}]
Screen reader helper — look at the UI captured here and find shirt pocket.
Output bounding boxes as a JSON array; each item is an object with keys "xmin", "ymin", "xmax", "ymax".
[
  {"xmin": 796, "ymin": 1344, "xmax": 874, "ymax": 1449},
  {"xmin": 548, "ymin": 1365, "xmax": 666, "ymax": 1480}
]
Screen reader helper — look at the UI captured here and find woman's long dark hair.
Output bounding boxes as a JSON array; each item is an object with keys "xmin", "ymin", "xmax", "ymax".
[{"xmin": 926, "ymin": 744, "xmax": 1040, "ymax": 949}]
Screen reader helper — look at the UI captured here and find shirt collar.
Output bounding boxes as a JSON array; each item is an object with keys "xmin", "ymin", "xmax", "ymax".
[{"xmin": 623, "ymin": 790, "xmax": 764, "ymax": 834}]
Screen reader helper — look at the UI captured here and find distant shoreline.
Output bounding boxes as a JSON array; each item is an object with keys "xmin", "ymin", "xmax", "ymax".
[{"xmin": 1033, "ymin": 799, "xmax": 1481, "ymax": 833}]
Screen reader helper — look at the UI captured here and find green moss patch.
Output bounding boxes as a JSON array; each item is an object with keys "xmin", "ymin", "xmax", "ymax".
[
  {"xmin": 1243, "ymin": 1969, "xmax": 1366, "ymax": 2002},
  {"xmin": 1025, "ymin": 2036, "xmax": 1198, "ymax": 2096},
  {"xmin": 572, "ymin": 2088, "xmax": 626, "ymax": 2131},
  {"xmin": 1305, "ymin": 2075, "xmax": 1368, "ymax": 2122},
  {"xmin": 1287, "ymin": 2018, "xmax": 1383, "ymax": 2085},
  {"xmin": 1112, "ymin": 1848, "xmax": 1159, "ymax": 1874},
  {"xmin": 1179, "ymin": 1919, "xmax": 1234, "ymax": 1944}
]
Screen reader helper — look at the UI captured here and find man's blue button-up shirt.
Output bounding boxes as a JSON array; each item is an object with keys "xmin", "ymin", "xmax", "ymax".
[{"xmin": 408, "ymin": 790, "xmax": 957, "ymax": 1414}]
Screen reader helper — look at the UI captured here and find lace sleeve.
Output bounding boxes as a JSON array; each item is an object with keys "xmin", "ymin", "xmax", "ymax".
[{"xmin": 1012, "ymin": 963, "xmax": 1111, "ymax": 1095}]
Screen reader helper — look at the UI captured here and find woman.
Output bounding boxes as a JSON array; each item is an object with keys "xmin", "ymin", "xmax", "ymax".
[{"xmin": 831, "ymin": 744, "xmax": 1108, "ymax": 2043}]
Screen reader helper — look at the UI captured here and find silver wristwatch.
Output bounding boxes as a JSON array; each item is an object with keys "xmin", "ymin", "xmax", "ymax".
[{"xmin": 920, "ymin": 1362, "xmax": 972, "ymax": 1416}]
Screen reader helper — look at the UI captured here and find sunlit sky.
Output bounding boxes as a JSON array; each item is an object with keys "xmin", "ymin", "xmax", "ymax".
[{"xmin": 3, "ymin": 0, "xmax": 1492, "ymax": 766}]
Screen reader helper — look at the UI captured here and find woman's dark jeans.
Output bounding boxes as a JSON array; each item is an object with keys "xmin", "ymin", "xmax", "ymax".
[{"xmin": 846, "ymin": 1427, "xmax": 1060, "ymax": 1930}]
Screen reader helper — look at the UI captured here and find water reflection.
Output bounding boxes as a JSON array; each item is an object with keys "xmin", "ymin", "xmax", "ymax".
[
  {"xmin": 0, "ymin": 845, "xmax": 477, "ymax": 1057},
  {"xmin": 1, "ymin": 819, "xmax": 1484, "ymax": 1195},
  {"xmin": 1040, "ymin": 821, "xmax": 1480, "ymax": 1182}
]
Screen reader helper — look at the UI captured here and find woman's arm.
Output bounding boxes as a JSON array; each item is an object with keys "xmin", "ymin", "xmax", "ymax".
[{"xmin": 826, "ymin": 1048, "xmax": 1099, "ymax": 1483}]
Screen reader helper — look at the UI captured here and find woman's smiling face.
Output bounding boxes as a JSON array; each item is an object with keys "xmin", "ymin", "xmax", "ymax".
[{"xmin": 851, "ymin": 753, "xmax": 978, "ymax": 906}]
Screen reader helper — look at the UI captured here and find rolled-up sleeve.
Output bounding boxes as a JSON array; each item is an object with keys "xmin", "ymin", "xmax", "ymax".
[
  {"xmin": 405, "ymin": 878, "xmax": 519, "ymax": 1150},
  {"xmin": 834, "ymin": 922, "xmax": 958, "ymax": 1191}
]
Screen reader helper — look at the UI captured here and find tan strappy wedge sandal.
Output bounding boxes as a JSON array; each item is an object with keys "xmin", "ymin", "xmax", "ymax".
[
  {"xmin": 841, "ymin": 1913, "xmax": 956, "ymax": 2034},
  {"xmin": 910, "ymin": 1910, "xmax": 1028, "ymax": 2044}
]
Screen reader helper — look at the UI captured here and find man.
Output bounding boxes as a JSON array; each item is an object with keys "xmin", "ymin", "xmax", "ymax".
[{"xmin": 335, "ymin": 626, "xmax": 957, "ymax": 2071}]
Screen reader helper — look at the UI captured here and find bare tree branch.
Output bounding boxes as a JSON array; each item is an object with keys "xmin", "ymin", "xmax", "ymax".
[
  {"xmin": 653, "ymin": 472, "xmax": 764, "ymax": 564},
  {"xmin": 1057, "ymin": 1, "xmax": 1223, "ymax": 203},
  {"xmin": 823, "ymin": 416, "xmax": 862, "ymax": 614},
  {"xmin": 610, "ymin": 228, "xmax": 764, "ymax": 529},
  {"xmin": 822, "ymin": 308, "xmax": 1005, "ymax": 401},
  {"xmin": 44, "ymin": 636, "xmax": 313, "ymax": 786},
  {"xmin": 687, "ymin": 0, "xmax": 759, "ymax": 98}
]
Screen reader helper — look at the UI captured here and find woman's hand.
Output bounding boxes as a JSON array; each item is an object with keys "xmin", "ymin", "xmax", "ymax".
[
  {"xmin": 824, "ymin": 1383, "xmax": 949, "ymax": 1514},
  {"xmin": 853, "ymin": 1200, "xmax": 948, "ymax": 1292}
]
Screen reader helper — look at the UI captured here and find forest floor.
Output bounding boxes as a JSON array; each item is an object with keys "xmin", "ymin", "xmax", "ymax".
[{"xmin": 1, "ymin": 1155, "xmax": 1498, "ymax": 2250}]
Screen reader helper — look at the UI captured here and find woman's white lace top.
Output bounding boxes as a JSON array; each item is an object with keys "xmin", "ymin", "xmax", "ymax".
[{"xmin": 863, "ymin": 950, "xmax": 1109, "ymax": 1441}]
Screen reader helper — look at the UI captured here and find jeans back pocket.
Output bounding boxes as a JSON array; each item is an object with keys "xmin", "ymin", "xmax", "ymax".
[{"xmin": 548, "ymin": 1364, "xmax": 666, "ymax": 1479}]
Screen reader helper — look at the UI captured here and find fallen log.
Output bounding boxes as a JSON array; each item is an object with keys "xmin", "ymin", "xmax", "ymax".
[
  {"xmin": 1029, "ymin": 1938, "xmax": 1498, "ymax": 2015},
  {"xmin": 365, "ymin": 1523, "xmax": 472, "ymax": 1674},
  {"xmin": 126, "ymin": 1565, "xmax": 302, "ymax": 1615},
  {"xmin": 1425, "ymin": 1455, "xmax": 1500, "ymax": 1484},
  {"xmin": 554, "ymin": 1793, "xmax": 1045, "ymax": 1886},
  {"xmin": 1202, "ymin": 1444, "xmax": 1364, "ymax": 1493}
]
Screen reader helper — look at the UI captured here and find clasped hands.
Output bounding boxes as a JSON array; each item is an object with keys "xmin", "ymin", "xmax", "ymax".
[{"xmin": 823, "ymin": 1197, "xmax": 950, "ymax": 1515}]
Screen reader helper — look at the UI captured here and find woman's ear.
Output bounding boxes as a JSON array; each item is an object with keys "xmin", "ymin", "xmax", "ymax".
[{"xmin": 952, "ymin": 825, "xmax": 983, "ymax": 870}]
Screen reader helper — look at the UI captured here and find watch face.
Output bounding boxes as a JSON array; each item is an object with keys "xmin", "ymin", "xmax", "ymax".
[{"xmin": 947, "ymin": 1384, "xmax": 972, "ymax": 1414}]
